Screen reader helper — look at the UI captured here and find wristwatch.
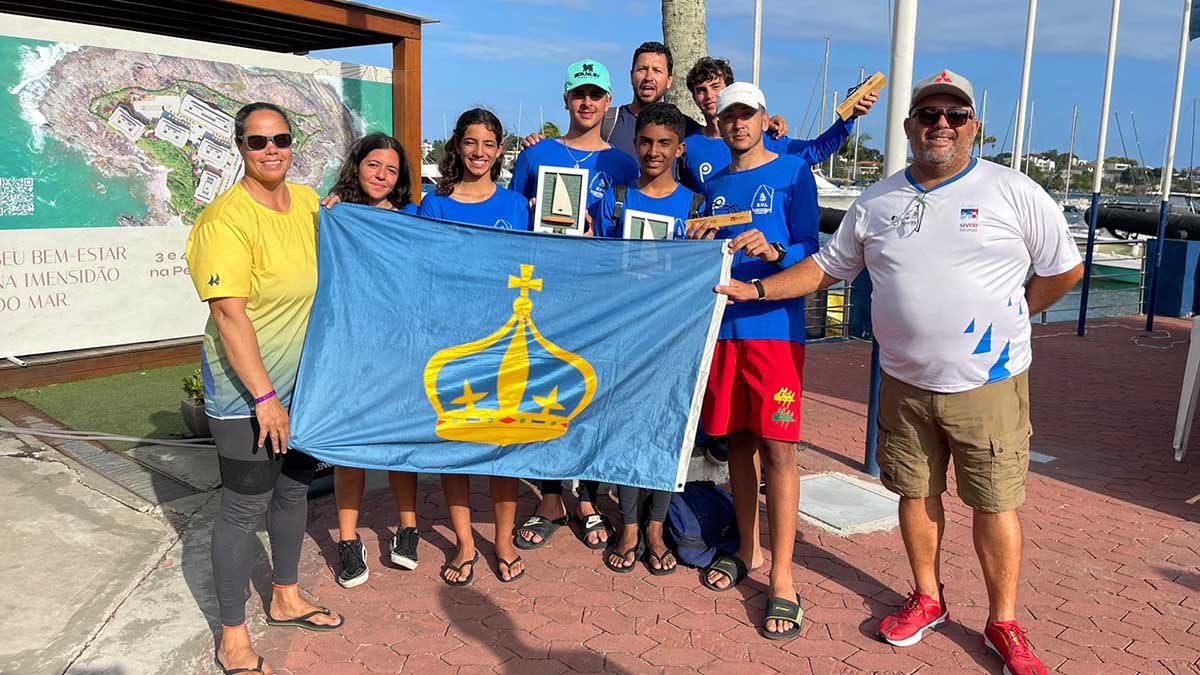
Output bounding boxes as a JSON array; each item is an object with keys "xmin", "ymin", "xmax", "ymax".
[
  {"xmin": 769, "ymin": 242, "xmax": 788, "ymax": 265},
  {"xmin": 751, "ymin": 278, "xmax": 766, "ymax": 301}
]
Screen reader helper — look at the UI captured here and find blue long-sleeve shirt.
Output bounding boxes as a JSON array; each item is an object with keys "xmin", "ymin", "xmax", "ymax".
[{"xmin": 680, "ymin": 117, "xmax": 855, "ymax": 193}]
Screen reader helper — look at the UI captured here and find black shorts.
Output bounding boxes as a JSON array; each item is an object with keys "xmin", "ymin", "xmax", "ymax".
[{"xmin": 209, "ymin": 416, "xmax": 317, "ymax": 495}]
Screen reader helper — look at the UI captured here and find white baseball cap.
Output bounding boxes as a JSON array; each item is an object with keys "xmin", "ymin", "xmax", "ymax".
[
  {"xmin": 911, "ymin": 69, "xmax": 975, "ymax": 109},
  {"xmin": 716, "ymin": 81, "xmax": 767, "ymax": 116}
]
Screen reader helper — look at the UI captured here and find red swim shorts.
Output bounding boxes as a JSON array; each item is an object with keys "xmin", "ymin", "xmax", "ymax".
[{"xmin": 702, "ymin": 339, "xmax": 805, "ymax": 443}]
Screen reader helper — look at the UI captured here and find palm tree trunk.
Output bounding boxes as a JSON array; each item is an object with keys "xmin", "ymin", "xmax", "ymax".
[{"xmin": 661, "ymin": 0, "xmax": 707, "ymax": 122}]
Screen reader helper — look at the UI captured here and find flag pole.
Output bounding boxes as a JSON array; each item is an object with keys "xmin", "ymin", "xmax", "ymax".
[
  {"xmin": 1011, "ymin": 0, "xmax": 1038, "ymax": 170},
  {"xmin": 1146, "ymin": 0, "xmax": 1192, "ymax": 331},
  {"xmin": 752, "ymin": 0, "xmax": 763, "ymax": 86},
  {"xmin": 1077, "ymin": 0, "xmax": 1121, "ymax": 337},
  {"xmin": 867, "ymin": 0, "xmax": 918, "ymax": 477}
]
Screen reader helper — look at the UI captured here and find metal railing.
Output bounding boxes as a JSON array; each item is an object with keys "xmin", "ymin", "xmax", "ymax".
[
  {"xmin": 805, "ymin": 281, "xmax": 855, "ymax": 342},
  {"xmin": 1036, "ymin": 243, "xmax": 1146, "ymax": 325}
]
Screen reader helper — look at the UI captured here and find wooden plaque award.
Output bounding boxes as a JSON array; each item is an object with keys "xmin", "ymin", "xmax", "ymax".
[{"xmin": 837, "ymin": 72, "xmax": 888, "ymax": 121}]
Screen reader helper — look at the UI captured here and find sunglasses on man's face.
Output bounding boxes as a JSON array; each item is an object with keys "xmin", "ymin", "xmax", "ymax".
[
  {"xmin": 239, "ymin": 133, "xmax": 293, "ymax": 151},
  {"xmin": 911, "ymin": 107, "xmax": 973, "ymax": 128}
]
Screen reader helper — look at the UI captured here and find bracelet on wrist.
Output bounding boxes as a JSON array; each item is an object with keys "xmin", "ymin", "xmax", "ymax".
[
  {"xmin": 253, "ymin": 390, "xmax": 277, "ymax": 405},
  {"xmin": 751, "ymin": 278, "xmax": 766, "ymax": 301}
]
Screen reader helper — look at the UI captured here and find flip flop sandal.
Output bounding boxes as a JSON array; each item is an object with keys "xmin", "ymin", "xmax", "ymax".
[
  {"xmin": 497, "ymin": 555, "xmax": 526, "ymax": 583},
  {"xmin": 761, "ymin": 596, "xmax": 804, "ymax": 641},
  {"xmin": 701, "ymin": 554, "xmax": 749, "ymax": 592},
  {"xmin": 604, "ymin": 532, "xmax": 644, "ymax": 574},
  {"xmin": 644, "ymin": 548, "xmax": 678, "ymax": 576},
  {"xmin": 264, "ymin": 606, "xmax": 344, "ymax": 632},
  {"xmin": 579, "ymin": 513, "xmax": 613, "ymax": 550},
  {"xmin": 215, "ymin": 655, "xmax": 265, "ymax": 675},
  {"xmin": 441, "ymin": 551, "xmax": 480, "ymax": 587},
  {"xmin": 514, "ymin": 515, "xmax": 568, "ymax": 550}
]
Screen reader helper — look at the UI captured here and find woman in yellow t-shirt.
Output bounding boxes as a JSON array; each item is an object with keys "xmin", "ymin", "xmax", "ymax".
[{"xmin": 185, "ymin": 102, "xmax": 343, "ymax": 675}]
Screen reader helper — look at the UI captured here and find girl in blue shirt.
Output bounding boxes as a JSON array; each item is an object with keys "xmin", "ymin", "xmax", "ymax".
[
  {"xmin": 322, "ymin": 132, "xmax": 424, "ymax": 590},
  {"xmin": 418, "ymin": 109, "xmax": 531, "ymax": 230},
  {"xmin": 419, "ymin": 108, "xmax": 529, "ymax": 588}
]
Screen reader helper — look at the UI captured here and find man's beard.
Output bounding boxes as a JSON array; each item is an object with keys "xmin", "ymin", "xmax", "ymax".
[{"xmin": 917, "ymin": 139, "xmax": 960, "ymax": 167}]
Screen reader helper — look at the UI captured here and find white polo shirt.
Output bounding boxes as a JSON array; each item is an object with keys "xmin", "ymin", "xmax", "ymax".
[{"xmin": 813, "ymin": 158, "xmax": 1081, "ymax": 393}]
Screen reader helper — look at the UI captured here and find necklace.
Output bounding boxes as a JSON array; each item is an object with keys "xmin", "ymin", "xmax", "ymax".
[{"xmin": 560, "ymin": 140, "xmax": 597, "ymax": 168}]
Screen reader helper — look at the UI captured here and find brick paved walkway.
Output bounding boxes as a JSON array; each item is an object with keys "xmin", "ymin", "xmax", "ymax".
[{"xmin": 248, "ymin": 316, "xmax": 1200, "ymax": 674}]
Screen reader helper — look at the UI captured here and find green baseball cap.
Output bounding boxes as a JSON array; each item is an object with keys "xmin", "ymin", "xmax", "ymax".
[{"xmin": 564, "ymin": 59, "xmax": 612, "ymax": 94}]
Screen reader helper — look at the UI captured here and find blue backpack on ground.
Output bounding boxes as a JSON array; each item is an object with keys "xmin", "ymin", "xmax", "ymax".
[{"xmin": 665, "ymin": 481, "xmax": 740, "ymax": 568}]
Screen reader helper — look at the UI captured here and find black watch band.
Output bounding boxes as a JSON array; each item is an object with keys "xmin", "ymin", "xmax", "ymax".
[
  {"xmin": 751, "ymin": 278, "xmax": 766, "ymax": 301},
  {"xmin": 770, "ymin": 242, "xmax": 788, "ymax": 266}
]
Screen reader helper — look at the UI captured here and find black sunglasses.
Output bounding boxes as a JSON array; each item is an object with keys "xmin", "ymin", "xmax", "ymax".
[
  {"xmin": 911, "ymin": 107, "xmax": 973, "ymax": 128},
  {"xmin": 239, "ymin": 133, "xmax": 293, "ymax": 151}
]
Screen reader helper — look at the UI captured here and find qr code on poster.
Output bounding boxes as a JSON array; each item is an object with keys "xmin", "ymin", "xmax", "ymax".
[{"xmin": 0, "ymin": 177, "xmax": 35, "ymax": 216}]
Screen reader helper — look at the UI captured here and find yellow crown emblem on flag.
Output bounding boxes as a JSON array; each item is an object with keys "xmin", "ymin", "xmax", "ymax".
[{"xmin": 422, "ymin": 264, "xmax": 598, "ymax": 445}]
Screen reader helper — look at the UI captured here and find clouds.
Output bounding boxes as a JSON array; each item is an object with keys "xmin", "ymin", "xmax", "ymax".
[
  {"xmin": 708, "ymin": 0, "xmax": 1184, "ymax": 62},
  {"xmin": 437, "ymin": 31, "xmax": 622, "ymax": 63}
]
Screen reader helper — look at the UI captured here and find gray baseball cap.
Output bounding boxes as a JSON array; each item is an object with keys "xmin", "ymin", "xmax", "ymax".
[{"xmin": 911, "ymin": 69, "xmax": 975, "ymax": 109}]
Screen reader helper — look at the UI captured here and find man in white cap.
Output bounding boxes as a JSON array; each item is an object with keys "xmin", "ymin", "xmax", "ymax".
[
  {"xmin": 686, "ymin": 81, "xmax": 820, "ymax": 642},
  {"xmin": 716, "ymin": 69, "xmax": 1083, "ymax": 673}
]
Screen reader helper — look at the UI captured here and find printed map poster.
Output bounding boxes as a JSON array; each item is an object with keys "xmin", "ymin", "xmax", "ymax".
[{"xmin": 0, "ymin": 14, "xmax": 393, "ymax": 358}]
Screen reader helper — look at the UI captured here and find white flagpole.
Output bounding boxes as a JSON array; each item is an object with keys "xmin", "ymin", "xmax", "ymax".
[
  {"xmin": 869, "ymin": 0, "xmax": 918, "ymax": 479},
  {"xmin": 1077, "ymin": 0, "xmax": 1121, "ymax": 336},
  {"xmin": 752, "ymin": 0, "xmax": 763, "ymax": 86},
  {"xmin": 883, "ymin": 1, "xmax": 917, "ymax": 177},
  {"xmin": 1011, "ymin": 0, "xmax": 1038, "ymax": 169},
  {"xmin": 1146, "ymin": 0, "xmax": 1192, "ymax": 331}
]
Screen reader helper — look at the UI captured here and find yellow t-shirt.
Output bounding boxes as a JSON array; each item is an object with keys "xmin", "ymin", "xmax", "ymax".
[{"xmin": 185, "ymin": 182, "xmax": 319, "ymax": 418}]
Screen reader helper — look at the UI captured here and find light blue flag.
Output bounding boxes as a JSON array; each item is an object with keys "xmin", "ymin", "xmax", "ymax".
[{"xmin": 289, "ymin": 203, "xmax": 730, "ymax": 492}]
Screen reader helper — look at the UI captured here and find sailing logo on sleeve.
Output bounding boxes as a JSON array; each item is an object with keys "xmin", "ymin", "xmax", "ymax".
[
  {"xmin": 698, "ymin": 162, "xmax": 714, "ymax": 183},
  {"xmin": 751, "ymin": 185, "xmax": 774, "ymax": 214},
  {"xmin": 494, "ymin": 219, "xmax": 513, "ymax": 230},
  {"xmin": 959, "ymin": 206, "xmax": 979, "ymax": 232}
]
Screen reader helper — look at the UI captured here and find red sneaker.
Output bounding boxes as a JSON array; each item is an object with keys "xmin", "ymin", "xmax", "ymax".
[
  {"xmin": 984, "ymin": 620, "xmax": 1049, "ymax": 675},
  {"xmin": 878, "ymin": 588, "xmax": 948, "ymax": 647}
]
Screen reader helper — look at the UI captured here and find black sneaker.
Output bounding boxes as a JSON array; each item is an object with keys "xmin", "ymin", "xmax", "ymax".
[
  {"xmin": 391, "ymin": 527, "xmax": 419, "ymax": 569},
  {"xmin": 336, "ymin": 537, "xmax": 369, "ymax": 588},
  {"xmin": 704, "ymin": 435, "xmax": 729, "ymax": 465}
]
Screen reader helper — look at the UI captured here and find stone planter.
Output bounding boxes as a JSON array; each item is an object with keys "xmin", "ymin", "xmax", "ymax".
[{"xmin": 180, "ymin": 399, "xmax": 211, "ymax": 438}]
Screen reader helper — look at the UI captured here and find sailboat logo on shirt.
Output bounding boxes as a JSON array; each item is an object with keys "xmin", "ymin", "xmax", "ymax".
[
  {"xmin": 751, "ymin": 185, "xmax": 774, "ymax": 214},
  {"xmin": 494, "ymin": 219, "xmax": 514, "ymax": 230},
  {"xmin": 589, "ymin": 171, "xmax": 612, "ymax": 199}
]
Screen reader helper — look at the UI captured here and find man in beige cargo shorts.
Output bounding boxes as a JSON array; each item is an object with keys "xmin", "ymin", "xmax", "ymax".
[{"xmin": 717, "ymin": 69, "xmax": 1084, "ymax": 674}]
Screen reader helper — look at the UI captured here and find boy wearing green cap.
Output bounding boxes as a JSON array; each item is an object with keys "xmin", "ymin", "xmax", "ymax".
[
  {"xmin": 510, "ymin": 59, "xmax": 640, "ymax": 219},
  {"xmin": 510, "ymin": 60, "xmax": 637, "ymax": 552}
]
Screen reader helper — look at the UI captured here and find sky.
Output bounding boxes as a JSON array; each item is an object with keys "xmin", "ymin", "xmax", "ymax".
[{"xmin": 313, "ymin": 0, "xmax": 1200, "ymax": 169}]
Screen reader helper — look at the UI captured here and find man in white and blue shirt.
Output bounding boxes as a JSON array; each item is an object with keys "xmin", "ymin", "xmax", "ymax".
[{"xmin": 718, "ymin": 69, "xmax": 1082, "ymax": 674}]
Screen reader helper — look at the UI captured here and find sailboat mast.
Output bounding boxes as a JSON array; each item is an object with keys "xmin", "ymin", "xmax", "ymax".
[
  {"xmin": 829, "ymin": 90, "xmax": 840, "ymax": 178},
  {"xmin": 752, "ymin": 0, "xmax": 763, "ymax": 85},
  {"xmin": 979, "ymin": 89, "xmax": 988, "ymax": 157},
  {"xmin": 819, "ymin": 36, "xmax": 830, "ymax": 132},
  {"xmin": 1012, "ymin": 0, "xmax": 1038, "ymax": 170},
  {"xmin": 853, "ymin": 66, "xmax": 864, "ymax": 180},
  {"xmin": 1190, "ymin": 97, "xmax": 1197, "ymax": 196},
  {"xmin": 1024, "ymin": 100, "xmax": 1036, "ymax": 174},
  {"xmin": 1064, "ymin": 104, "xmax": 1078, "ymax": 203}
]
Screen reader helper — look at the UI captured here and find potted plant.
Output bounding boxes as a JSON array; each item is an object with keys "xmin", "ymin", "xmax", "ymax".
[{"xmin": 180, "ymin": 368, "xmax": 210, "ymax": 438}]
